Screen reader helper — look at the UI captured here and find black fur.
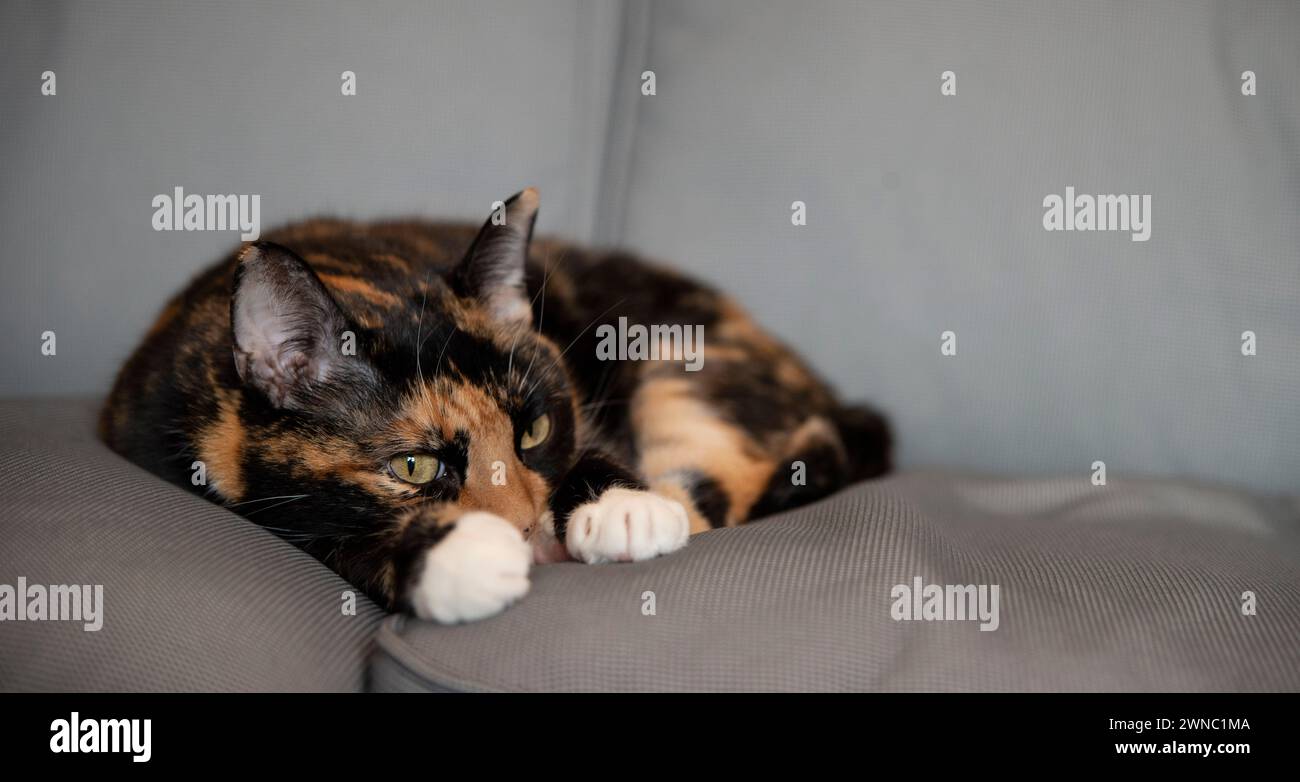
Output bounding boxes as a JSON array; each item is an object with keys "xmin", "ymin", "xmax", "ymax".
[{"xmin": 548, "ymin": 452, "xmax": 645, "ymax": 540}]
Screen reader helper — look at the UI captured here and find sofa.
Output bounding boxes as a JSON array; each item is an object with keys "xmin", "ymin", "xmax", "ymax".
[
  {"xmin": 3, "ymin": 398, "xmax": 1298, "ymax": 691},
  {"xmin": 2, "ymin": 1, "xmax": 1298, "ymax": 691}
]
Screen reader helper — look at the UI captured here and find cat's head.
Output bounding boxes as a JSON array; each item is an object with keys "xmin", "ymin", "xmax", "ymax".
[{"xmin": 226, "ymin": 189, "xmax": 578, "ymax": 570}]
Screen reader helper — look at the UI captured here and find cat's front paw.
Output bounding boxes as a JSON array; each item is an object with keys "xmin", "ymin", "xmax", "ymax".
[
  {"xmin": 409, "ymin": 512, "xmax": 531, "ymax": 623},
  {"xmin": 566, "ymin": 487, "xmax": 690, "ymax": 564}
]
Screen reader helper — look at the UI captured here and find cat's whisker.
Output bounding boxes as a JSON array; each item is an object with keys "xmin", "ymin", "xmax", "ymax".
[
  {"xmin": 429, "ymin": 326, "xmax": 458, "ymax": 419},
  {"xmin": 227, "ymin": 493, "xmax": 311, "ymax": 507},
  {"xmin": 583, "ymin": 383, "xmax": 617, "ymax": 426},
  {"xmin": 413, "ymin": 272, "xmax": 450, "ymax": 418},
  {"xmin": 413, "ymin": 270, "xmax": 433, "ymax": 376},
  {"xmin": 255, "ymin": 526, "xmax": 319, "ymax": 541},
  {"xmin": 505, "ymin": 326, "xmax": 522, "ymax": 379},
  {"xmin": 518, "ymin": 249, "xmax": 567, "ymax": 391},
  {"xmin": 242, "ymin": 494, "xmax": 312, "ymax": 516},
  {"xmin": 524, "ymin": 296, "xmax": 627, "ymax": 398},
  {"xmin": 508, "ymin": 253, "xmax": 559, "ymax": 379},
  {"xmin": 433, "ymin": 327, "xmax": 456, "ymax": 378},
  {"xmin": 532, "ymin": 250, "xmax": 561, "ymax": 346}
]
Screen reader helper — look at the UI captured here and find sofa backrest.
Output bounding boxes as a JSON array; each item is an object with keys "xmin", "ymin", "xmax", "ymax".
[
  {"xmin": 2, "ymin": 1, "xmax": 1296, "ymax": 494},
  {"xmin": 606, "ymin": 0, "xmax": 1300, "ymax": 494},
  {"xmin": 0, "ymin": 0, "xmax": 621, "ymax": 395}
]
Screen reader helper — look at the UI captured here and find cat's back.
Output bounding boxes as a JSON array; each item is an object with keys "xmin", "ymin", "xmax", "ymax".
[
  {"xmin": 251, "ymin": 218, "xmax": 717, "ymax": 354},
  {"xmin": 98, "ymin": 219, "xmax": 485, "ymax": 468},
  {"xmin": 99, "ymin": 216, "xmax": 717, "ymax": 471}
]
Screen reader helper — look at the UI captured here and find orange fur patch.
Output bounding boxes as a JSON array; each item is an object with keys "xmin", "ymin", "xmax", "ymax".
[
  {"xmin": 631, "ymin": 378, "xmax": 776, "ymax": 526},
  {"xmin": 197, "ymin": 399, "xmax": 246, "ymax": 501},
  {"xmin": 317, "ymin": 273, "xmax": 403, "ymax": 308}
]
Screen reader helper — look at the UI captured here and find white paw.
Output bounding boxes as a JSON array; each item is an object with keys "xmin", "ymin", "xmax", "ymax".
[
  {"xmin": 409, "ymin": 512, "xmax": 532, "ymax": 623},
  {"xmin": 566, "ymin": 487, "xmax": 690, "ymax": 564}
]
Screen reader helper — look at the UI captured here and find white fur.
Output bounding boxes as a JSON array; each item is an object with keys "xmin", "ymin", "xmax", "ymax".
[
  {"xmin": 409, "ymin": 512, "xmax": 532, "ymax": 623},
  {"xmin": 566, "ymin": 487, "xmax": 690, "ymax": 564}
]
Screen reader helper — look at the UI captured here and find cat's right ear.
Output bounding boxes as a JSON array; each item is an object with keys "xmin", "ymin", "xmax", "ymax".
[
  {"xmin": 231, "ymin": 242, "xmax": 368, "ymax": 410},
  {"xmin": 451, "ymin": 188, "xmax": 540, "ymax": 326}
]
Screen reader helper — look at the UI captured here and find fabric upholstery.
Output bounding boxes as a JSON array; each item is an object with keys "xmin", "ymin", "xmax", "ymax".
[
  {"xmin": 373, "ymin": 469, "xmax": 1300, "ymax": 692},
  {"xmin": 3, "ymin": 399, "xmax": 1295, "ymax": 693},
  {"xmin": 610, "ymin": 0, "xmax": 1300, "ymax": 494},
  {"xmin": 0, "ymin": 0, "xmax": 622, "ymax": 398},
  {"xmin": 0, "ymin": 399, "xmax": 385, "ymax": 692}
]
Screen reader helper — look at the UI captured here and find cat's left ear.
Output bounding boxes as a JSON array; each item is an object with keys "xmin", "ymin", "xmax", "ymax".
[
  {"xmin": 451, "ymin": 188, "xmax": 539, "ymax": 326},
  {"xmin": 230, "ymin": 242, "xmax": 372, "ymax": 411}
]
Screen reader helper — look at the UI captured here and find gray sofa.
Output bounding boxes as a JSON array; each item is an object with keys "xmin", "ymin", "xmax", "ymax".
[
  {"xmin": 3, "ymin": 399, "xmax": 1297, "ymax": 691},
  {"xmin": 2, "ymin": 2, "xmax": 1298, "ymax": 691}
]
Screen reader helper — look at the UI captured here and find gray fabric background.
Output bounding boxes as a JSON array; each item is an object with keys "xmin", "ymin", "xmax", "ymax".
[
  {"xmin": 1, "ymin": 2, "xmax": 1297, "ymax": 692},
  {"xmin": 610, "ymin": 0, "xmax": 1300, "ymax": 494},
  {"xmin": 0, "ymin": 399, "xmax": 385, "ymax": 691},
  {"xmin": 0, "ymin": 0, "xmax": 621, "ymax": 394},
  {"xmin": 374, "ymin": 469, "xmax": 1300, "ymax": 692},
  {"xmin": 2, "ymin": 1, "xmax": 1296, "ymax": 494}
]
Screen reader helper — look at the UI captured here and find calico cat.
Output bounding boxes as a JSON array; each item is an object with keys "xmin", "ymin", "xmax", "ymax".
[{"xmin": 100, "ymin": 189, "xmax": 890, "ymax": 623}]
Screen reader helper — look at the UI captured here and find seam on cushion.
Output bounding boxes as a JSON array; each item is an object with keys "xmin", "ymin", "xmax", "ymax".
[
  {"xmin": 370, "ymin": 616, "xmax": 519, "ymax": 693},
  {"xmin": 591, "ymin": 0, "xmax": 654, "ymax": 246}
]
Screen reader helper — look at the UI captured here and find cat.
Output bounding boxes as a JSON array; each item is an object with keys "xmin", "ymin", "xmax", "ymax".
[{"xmin": 100, "ymin": 188, "xmax": 891, "ymax": 623}]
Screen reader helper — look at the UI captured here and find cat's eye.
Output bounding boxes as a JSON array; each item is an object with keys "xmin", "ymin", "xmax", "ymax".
[
  {"xmin": 388, "ymin": 453, "xmax": 444, "ymax": 485},
  {"xmin": 520, "ymin": 413, "xmax": 551, "ymax": 450}
]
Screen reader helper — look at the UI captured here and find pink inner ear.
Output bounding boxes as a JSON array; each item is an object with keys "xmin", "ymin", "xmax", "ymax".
[
  {"xmin": 232, "ymin": 251, "xmax": 346, "ymax": 409},
  {"xmin": 238, "ymin": 297, "xmax": 292, "ymax": 361},
  {"xmin": 486, "ymin": 288, "xmax": 533, "ymax": 326},
  {"xmin": 255, "ymin": 350, "xmax": 316, "ymax": 408}
]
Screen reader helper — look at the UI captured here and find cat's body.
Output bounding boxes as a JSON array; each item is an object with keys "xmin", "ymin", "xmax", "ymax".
[{"xmin": 101, "ymin": 190, "xmax": 889, "ymax": 622}]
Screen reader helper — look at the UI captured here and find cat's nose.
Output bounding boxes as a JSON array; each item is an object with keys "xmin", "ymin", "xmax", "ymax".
[{"xmin": 460, "ymin": 452, "xmax": 547, "ymax": 536}]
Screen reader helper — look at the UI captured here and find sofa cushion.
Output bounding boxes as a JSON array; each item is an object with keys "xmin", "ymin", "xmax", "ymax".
[
  {"xmin": 0, "ymin": 398, "xmax": 385, "ymax": 692},
  {"xmin": 372, "ymin": 471, "xmax": 1300, "ymax": 692}
]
